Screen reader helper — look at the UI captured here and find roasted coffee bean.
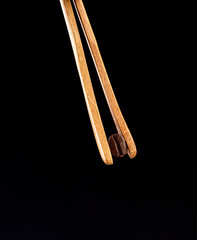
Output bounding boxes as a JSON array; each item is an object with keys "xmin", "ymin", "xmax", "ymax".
[{"xmin": 108, "ymin": 133, "xmax": 127, "ymax": 158}]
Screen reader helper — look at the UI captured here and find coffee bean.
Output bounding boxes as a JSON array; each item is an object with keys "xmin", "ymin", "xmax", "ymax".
[{"xmin": 108, "ymin": 133, "xmax": 127, "ymax": 158}]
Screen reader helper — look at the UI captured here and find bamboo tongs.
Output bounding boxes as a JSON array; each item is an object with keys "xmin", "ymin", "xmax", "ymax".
[{"xmin": 60, "ymin": 0, "xmax": 137, "ymax": 165}]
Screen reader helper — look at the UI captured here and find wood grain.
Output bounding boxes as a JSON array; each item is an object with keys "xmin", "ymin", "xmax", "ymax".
[
  {"xmin": 60, "ymin": 0, "xmax": 113, "ymax": 165},
  {"xmin": 72, "ymin": 0, "xmax": 137, "ymax": 158}
]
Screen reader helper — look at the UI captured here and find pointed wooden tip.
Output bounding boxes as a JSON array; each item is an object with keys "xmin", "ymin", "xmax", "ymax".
[
  {"xmin": 127, "ymin": 144, "xmax": 137, "ymax": 159},
  {"xmin": 100, "ymin": 147, "xmax": 113, "ymax": 165}
]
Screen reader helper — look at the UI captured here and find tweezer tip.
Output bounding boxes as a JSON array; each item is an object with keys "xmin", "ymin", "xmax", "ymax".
[
  {"xmin": 128, "ymin": 147, "xmax": 137, "ymax": 159},
  {"xmin": 101, "ymin": 154, "xmax": 113, "ymax": 165},
  {"xmin": 103, "ymin": 157, "xmax": 113, "ymax": 165}
]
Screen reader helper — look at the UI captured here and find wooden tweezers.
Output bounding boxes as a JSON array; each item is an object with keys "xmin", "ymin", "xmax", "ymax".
[{"xmin": 60, "ymin": 0, "xmax": 137, "ymax": 165}]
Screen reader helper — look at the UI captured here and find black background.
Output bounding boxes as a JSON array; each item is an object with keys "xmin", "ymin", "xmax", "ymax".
[{"xmin": 1, "ymin": 1, "xmax": 196, "ymax": 239}]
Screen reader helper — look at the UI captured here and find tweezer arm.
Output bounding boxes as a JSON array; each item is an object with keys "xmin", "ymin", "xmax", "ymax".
[
  {"xmin": 60, "ymin": 0, "xmax": 113, "ymax": 165},
  {"xmin": 72, "ymin": 0, "xmax": 137, "ymax": 158}
]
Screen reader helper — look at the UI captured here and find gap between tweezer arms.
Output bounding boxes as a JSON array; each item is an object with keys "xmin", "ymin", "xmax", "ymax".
[{"xmin": 60, "ymin": 0, "xmax": 137, "ymax": 165}]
